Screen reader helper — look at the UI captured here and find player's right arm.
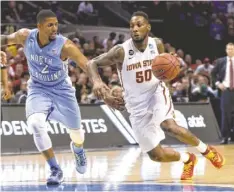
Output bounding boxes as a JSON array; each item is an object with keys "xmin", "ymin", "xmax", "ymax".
[
  {"xmin": 88, "ymin": 45, "xmax": 124, "ymax": 82},
  {"xmin": 1, "ymin": 28, "xmax": 30, "ymax": 47},
  {"xmin": 87, "ymin": 45, "xmax": 124, "ymax": 97},
  {"xmin": 87, "ymin": 45, "xmax": 125, "ymax": 109}
]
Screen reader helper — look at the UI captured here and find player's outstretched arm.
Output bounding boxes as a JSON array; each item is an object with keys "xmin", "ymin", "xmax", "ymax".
[
  {"xmin": 87, "ymin": 45, "xmax": 124, "ymax": 83},
  {"xmin": 61, "ymin": 39, "xmax": 89, "ymax": 73},
  {"xmin": 87, "ymin": 45, "xmax": 125, "ymax": 109},
  {"xmin": 1, "ymin": 28, "xmax": 30, "ymax": 46}
]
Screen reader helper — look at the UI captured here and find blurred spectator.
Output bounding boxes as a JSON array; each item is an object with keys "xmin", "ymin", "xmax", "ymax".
[
  {"xmin": 77, "ymin": 1, "xmax": 93, "ymax": 15},
  {"xmin": 193, "ymin": 2, "xmax": 209, "ymax": 27},
  {"xmin": 168, "ymin": 46, "xmax": 176, "ymax": 54},
  {"xmin": 195, "ymin": 59, "xmax": 202, "ymax": 66},
  {"xmin": 225, "ymin": 24, "xmax": 234, "ymax": 42},
  {"xmin": 194, "ymin": 57, "xmax": 214, "ymax": 76},
  {"xmin": 114, "ymin": 34, "xmax": 125, "ymax": 45},
  {"xmin": 72, "ymin": 38, "xmax": 82, "ymax": 50},
  {"xmin": 90, "ymin": 36, "xmax": 104, "ymax": 51},
  {"xmin": 77, "ymin": 1, "xmax": 97, "ymax": 24},
  {"xmin": 102, "ymin": 66, "xmax": 113, "ymax": 85},
  {"xmin": 212, "ymin": 2, "xmax": 227, "ymax": 14},
  {"xmin": 176, "ymin": 49, "xmax": 184, "ymax": 59},
  {"xmin": 12, "ymin": 63, "xmax": 24, "ymax": 93},
  {"xmin": 164, "ymin": 43, "xmax": 172, "ymax": 53},
  {"xmin": 11, "ymin": 80, "xmax": 27, "ymax": 104},
  {"xmin": 190, "ymin": 74, "xmax": 215, "ymax": 102},
  {"xmin": 227, "ymin": 2, "xmax": 234, "ymax": 14},
  {"xmin": 103, "ymin": 32, "xmax": 116, "ymax": 50},
  {"xmin": 75, "ymin": 73, "xmax": 91, "ymax": 103},
  {"xmin": 70, "ymin": 74, "xmax": 78, "ymax": 86},
  {"xmin": 108, "ymin": 73, "xmax": 120, "ymax": 89},
  {"xmin": 17, "ymin": 3, "xmax": 26, "ymax": 22},
  {"xmin": 184, "ymin": 54, "xmax": 194, "ymax": 68},
  {"xmin": 210, "ymin": 18, "xmax": 225, "ymax": 41},
  {"xmin": 172, "ymin": 82, "xmax": 188, "ymax": 102},
  {"xmin": 69, "ymin": 31, "xmax": 86, "ymax": 47}
]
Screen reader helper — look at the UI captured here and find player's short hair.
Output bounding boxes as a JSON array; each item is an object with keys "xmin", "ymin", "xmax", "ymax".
[
  {"xmin": 37, "ymin": 9, "xmax": 57, "ymax": 24},
  {"xmin": 131, "ymin": 11, "xmax": 149, "ymax": 22}
]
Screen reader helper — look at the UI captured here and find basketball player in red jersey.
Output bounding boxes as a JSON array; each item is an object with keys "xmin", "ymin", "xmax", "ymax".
[{"xmin": 87, "ymin": 11, "xmax": 225, "ymax": 180}]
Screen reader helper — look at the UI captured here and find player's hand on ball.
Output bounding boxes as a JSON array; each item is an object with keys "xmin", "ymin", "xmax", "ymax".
[{"xmin": 0, "ymin": 51, "xmax": 7, "ymax": 66}]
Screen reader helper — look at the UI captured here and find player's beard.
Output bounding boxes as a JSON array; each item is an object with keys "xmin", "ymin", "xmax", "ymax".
[{"xmin": 132, "ymin": 34, "xmax": 147, "ymax": 43}]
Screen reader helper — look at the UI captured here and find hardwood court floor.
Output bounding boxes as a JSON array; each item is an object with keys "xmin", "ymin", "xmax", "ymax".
[{"xmin": 1, "ymin": 145, "xmax": 234, "ymax": 191}]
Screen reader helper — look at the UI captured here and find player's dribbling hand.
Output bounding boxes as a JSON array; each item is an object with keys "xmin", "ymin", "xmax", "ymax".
[
  {"xmin": 103, "ymin": 93, "xmax": 125, "ymax": 111},
  {"xmin": 93, "ymin": 81, "xmax": 110, "ymax": 99},
  {"xmin": 93, "ymin": 81, "xmax": 125, "ymax": 110},
  {"xmin": 170, "ymin": 52, "xmax": 184, "ymax": 69},
  {"xmin": 0, "ymin": 51, "xmax": 7, "ymax": 66}
]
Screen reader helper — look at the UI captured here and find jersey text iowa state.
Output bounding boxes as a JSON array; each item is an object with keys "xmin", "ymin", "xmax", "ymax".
[{"xmin": 127, "ymin": 59, "xmax": 153, "ymax": 71}]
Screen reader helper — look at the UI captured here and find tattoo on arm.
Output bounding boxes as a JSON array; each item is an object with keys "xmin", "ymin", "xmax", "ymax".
[
  {"xmin": 92, "ymin": 45, "xmax": 124, "ymax": 66},
  {"xmin": 88, "ymin": 45, "xmax": 124, "ymax": 82}
]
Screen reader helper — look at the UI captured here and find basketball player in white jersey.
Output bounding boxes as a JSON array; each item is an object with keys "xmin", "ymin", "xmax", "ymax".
[{"xmin": 88, "ymin": 11, "xmax": 225, "ymax": 180}]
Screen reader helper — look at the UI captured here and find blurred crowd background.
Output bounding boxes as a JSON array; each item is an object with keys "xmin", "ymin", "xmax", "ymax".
[{"xmin": 1, "ymin": 0, "xmax": 233, "ymax": 124}]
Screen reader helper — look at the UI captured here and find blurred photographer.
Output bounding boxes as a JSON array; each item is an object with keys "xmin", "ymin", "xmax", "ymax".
[{"xmin": 190, "ymin": 74, "xmax": 215, "ymax": 102}]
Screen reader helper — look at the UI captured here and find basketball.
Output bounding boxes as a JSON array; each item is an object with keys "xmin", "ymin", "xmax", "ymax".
[{"xmin": 152, "ymin": 53, "xmax": 181, "ymax": 81}]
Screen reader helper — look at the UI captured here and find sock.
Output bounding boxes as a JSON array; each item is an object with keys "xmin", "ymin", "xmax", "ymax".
[
  {"xmin": 72, "ymin": 143, "xmax": 83, "ymax": 154},
  {"xmin": 179, "ymin": 152, "xmax": 190, "ymax": 163},
  {"xmin": 47, "ymin": 157, "xmax": 60, "ymax": 170},
  {"xmin": 196, "ymin": 140, "xmax": 208, "ymax": 153}
]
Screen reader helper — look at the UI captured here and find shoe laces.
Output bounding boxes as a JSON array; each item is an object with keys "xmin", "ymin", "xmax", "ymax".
[
  {"xmin": 182, "ymin": 162, "xmax": 193, "ymax": 176},
  {"xmin": 207, "ymin": 149, "xmax": 218, "ymax": 162},
  {"xmin": 75, "ymin": 151, "xmax": 87, "ymax": 166},
  {"xmin": 50, "ymin": 168, "xmax": 60, "ymax": 177}
]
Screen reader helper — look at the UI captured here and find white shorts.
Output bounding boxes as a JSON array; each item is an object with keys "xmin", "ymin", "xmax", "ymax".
[{"xmin": 129, "ymin": 85, "xmax": 174, "ymax": 153}]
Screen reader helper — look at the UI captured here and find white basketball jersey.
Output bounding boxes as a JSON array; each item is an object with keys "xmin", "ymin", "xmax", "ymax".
[{"xmin": 118, "ymin": 37, "xmax": 164, "ymax": 115}]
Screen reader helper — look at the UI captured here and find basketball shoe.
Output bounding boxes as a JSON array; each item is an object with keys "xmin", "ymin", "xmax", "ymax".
[
  {"xmin": 70, "ymin": 141, "xmax": 87, "ymax": 174},
  {"xmin": 181, "ymin": 153, "xmax": 198, "ymax": 180},
  {"xmin": 47, "ymin": 167, "xmax": 64, "ymax": 185},
  {"xmin": 202, "ymin": 145, "xmax": 225, "ymax": 169}
]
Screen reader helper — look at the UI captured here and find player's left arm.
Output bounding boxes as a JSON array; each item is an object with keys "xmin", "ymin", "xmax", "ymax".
[
  {"xmin": 61, "ymin": 39, "xmax": 88, "ymax": 72},
  {"xmin": 154, "ymin": 38, "xmax": 165, "ymax": 54}
]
